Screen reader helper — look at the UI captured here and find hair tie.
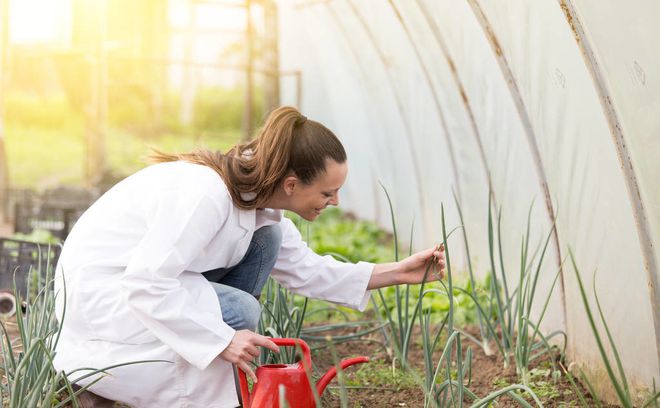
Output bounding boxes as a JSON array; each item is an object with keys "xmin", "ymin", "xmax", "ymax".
[{"xmin": 295, "ymin": 115, "xmax": 307, "ymax": 126}]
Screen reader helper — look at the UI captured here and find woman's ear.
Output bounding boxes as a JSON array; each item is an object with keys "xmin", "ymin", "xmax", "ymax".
[{"xmin": 283, "ymin": 176, "xmax": 298, "ymax": 196}]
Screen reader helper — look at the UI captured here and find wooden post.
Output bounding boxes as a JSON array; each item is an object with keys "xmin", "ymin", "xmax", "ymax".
[
  {"xmin": 180, "ymin": 0, "xmax": 196, "ymax": 125},
  {"xmin": 242, "ymin": 0, "xmax": 254, "ymax": 141},
  {"xmin": 148, "ymin": 0, "xmax": 168, "ymax": 130},
  {"xmin": 0, "ymin": 0, "xmax": 10, "ymax": 224},
  {"xmin": 263, "ymin": 0, "xmax": 280, "ymax": 115},
  {"xmin": 86, "ymin": 0, "xmax": 108, "ymax": 190}
]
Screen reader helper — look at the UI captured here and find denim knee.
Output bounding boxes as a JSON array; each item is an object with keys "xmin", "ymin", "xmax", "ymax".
[
  {"xmin": 233, "ymin": 291, "xmax": 262, "ymax": 331},
  {"xmin": 252, "ymin": 224, "xmax": 282, "ymax": 264}
]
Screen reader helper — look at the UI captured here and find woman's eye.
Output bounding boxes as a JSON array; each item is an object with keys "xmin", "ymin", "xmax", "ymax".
[{"xmin": 323, "ymin": 193, "xmax": 333, "ymax": 198}]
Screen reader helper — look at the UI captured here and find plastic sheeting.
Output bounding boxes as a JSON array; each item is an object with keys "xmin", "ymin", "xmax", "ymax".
[{"xmin": 278, "ymin": 0, "xmax": 659, "ymax": 402}]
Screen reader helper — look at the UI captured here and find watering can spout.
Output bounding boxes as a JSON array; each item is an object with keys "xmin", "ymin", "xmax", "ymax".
[{"xmin": 316, "ymin": 356, "xmax": 370, "ymax": 395}]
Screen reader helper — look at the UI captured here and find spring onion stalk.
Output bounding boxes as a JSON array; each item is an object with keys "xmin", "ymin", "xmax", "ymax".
[
  {"xmin": 258, "ymin": 278, "xmax": 308, "ymax": 364},
  {"xmin": 453, "ymin": 190, "xmax": 492, "ymax": 356},
  {"xmin": 569, "ymin": 249, "xmax": 660, "ymax": 408},
  {"xmin": 1, "ymin": 247, "xmax": 164, "ymax": 407}
]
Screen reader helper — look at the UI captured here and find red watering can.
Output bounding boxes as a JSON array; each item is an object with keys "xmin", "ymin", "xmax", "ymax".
[{"xmin": 237, "ymin": 338, "xmax": 369, "ymax": 408}]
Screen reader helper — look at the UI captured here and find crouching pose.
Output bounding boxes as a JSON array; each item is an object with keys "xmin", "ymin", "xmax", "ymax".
[{"xmin": 54, "ymin": 106, "xmax": 445, "ymax": 407}]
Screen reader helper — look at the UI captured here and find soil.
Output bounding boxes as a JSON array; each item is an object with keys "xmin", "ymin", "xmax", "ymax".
[{"xmin": 311, "ymin": 323, "xmax": 619, "ymax": 408}]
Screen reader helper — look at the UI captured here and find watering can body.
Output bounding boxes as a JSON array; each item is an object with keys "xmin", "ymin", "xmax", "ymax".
[{"xmin": 237, "ymin": 338, "xmax": 369, "ymax": 408}]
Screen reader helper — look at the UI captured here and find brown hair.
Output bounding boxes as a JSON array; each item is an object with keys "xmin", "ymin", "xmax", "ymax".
[{"xmin": 149, "ymin": 106, "xmax": 347, "ymax": 210}]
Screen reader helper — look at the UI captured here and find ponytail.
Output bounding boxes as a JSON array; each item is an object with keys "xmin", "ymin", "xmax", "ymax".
[{"xmin": 149, "ymin": 106, "xmax": 346, "ymax": 210}]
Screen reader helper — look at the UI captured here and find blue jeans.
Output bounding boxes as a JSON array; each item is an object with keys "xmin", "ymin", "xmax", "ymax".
[{"xmin": 202, "ymin": 224, "xmax": 282, "ymax": 331}]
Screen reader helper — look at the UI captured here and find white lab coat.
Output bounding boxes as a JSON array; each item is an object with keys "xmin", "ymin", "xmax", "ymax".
[{"xmin": 53, "ymin": 161, "xmax": 374, "ymax": 408}]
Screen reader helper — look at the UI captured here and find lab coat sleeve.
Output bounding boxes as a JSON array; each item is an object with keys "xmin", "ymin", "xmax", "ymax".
[
  {"xmin": 271, "ymin": 217, "xmax": 374, "ymax": 311},
  {"xmin": 120, "ymin": 185, "xmax": 235, "ymax": 371}
]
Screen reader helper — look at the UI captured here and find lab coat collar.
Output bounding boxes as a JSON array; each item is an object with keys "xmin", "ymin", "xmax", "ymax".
[
  {"xmin": 238, "ymin": 207, "xmax": 283, "ymax": 232},
  {"xmin": 255, "ymin": 208, "xmax": 283, "ymax": 229},
  {"xmin": 238, "ymin": 208, "xmax": 256, "ymax": 233}
]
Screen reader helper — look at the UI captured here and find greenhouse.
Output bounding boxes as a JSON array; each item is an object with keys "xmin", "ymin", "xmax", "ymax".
[{"xmin": 0, "ymin": 0, "xmax": 657, "ymax": 407}]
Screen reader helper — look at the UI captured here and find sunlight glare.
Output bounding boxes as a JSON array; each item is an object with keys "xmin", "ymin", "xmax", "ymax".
[{"xmin": 9, "ymin": 0, "xmax": 70, "ymax": 44}]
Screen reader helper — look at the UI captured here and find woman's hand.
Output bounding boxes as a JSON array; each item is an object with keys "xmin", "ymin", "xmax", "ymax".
[
  {"xmin": 368, "ymin": 244, "xmax": 445, "ymax": 290},
  {"xmin": 397, "ymin": 244, "xmax": 446, "ymax": 284},
  {"xmin": 219, "ymin": 330, "xmax": 279, "ymax": 382}
]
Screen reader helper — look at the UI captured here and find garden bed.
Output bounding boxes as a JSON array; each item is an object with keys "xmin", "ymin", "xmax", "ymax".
[{"xmin": 313, "ymin": 324, "xmax": 617, "ymax": 408}]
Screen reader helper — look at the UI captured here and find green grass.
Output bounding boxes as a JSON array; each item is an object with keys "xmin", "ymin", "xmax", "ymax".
[
  {"xmin": 105, "ymin": 128, "xmax": 241, "ymax": 177},
  {"xmin": 343, "ymin": 359, "xmax": 421, "ymax": 389},
  {"xmin": 3, "ymin": 90, "xmax": 242, "ymax": 188},
  {"xmin": 5, "ymin": 122, "xmax": 240, "ymax": 188},
  {"xmin": 6, "ymin": 123, "xmax": 86, "ymax": 187},
  {"xmin": 492, "ymin": 367, "xmax": 564, "ymax": 400}
]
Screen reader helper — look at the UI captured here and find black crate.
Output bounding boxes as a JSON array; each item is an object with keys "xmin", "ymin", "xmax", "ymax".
[
  {"xmin": 9, "ymin": 186, "xmax": 96, "ymax": 241},
  {"xmin": 15, "ymin": 204, "xmax": 85, "ymax": 241},
  {"xmin": 1, "ymin": 188, "xmax": 38, "ymax": 223},
  {"xmin": 0, "ymin": 238, "xmax": 61, "ymax": 297}
]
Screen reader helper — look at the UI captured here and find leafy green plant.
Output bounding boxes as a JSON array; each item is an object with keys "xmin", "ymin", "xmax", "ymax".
[{"xmin": 305, "ymin": 207, "xmax": 392, "ymax": 264}]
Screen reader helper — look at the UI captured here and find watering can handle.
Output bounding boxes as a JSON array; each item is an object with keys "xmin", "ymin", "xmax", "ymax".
[
  {"xmin": 236, "ymin": 338, "xmax": 313, "ymax": 408},
  {"xmin": 270, "ymin": 338, "xmax": 313, "ymax": 370}
]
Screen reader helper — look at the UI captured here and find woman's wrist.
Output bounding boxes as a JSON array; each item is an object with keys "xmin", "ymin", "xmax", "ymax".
[{"xmin": 367, "ymin": 261, "xmax": 404, "ymax": 290}]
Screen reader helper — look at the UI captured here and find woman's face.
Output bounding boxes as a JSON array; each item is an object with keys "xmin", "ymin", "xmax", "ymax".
[{"xmin": 287, "ymin": 159, "xmax": 348, "ymax": 221}]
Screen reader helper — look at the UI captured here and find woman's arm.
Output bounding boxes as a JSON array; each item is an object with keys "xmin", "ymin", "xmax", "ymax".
[
  {"xmin": 367, "ymin": 246, "xmax": 445, "ymax": 290},
  {"xmin": 271, "ymin": 218, "xmax": 446, "ymax": 309}
]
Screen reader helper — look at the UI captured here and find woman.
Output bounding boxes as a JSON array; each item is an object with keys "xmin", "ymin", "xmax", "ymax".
[{"xmin": 53, "ymin": 106, "xmax": 445, "ymax": 408}]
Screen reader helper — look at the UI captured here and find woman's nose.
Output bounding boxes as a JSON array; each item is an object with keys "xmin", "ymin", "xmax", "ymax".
[{"xmin": 329, "ymin": 193, "xmax": 339, "ymax": 206}]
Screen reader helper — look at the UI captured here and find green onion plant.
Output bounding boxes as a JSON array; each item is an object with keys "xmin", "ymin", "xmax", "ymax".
[
  {"xmin": 0, "ymin": 246, "xmax": 163, "ymax": 408},
  {"xmin": 569, "ymin": 250, "xmax": 660, "ymax": 408},
  {"xmin": 480, "ymin": 199, "xmax": 566, "ymax": 384},
  {"xmin": 257, "ymin": 278, "xmax": 308, "ymax": 364},
  {"xmin": 373, "ymin": 185, "xmax": 462, "ymax": 369},
  {"xmin": 452, "ymin": 190, "xmax": 494, "ymax": 357},
  {"xmin": 417, "ymin": 205, "xmax": 544, "ymax": 408}
]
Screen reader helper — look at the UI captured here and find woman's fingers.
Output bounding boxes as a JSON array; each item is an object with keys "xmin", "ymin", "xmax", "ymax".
[
  {"xmin": 246, "ymin": 344, "xmax": 260, "ymax": 358},
  {"xmin": 432, "ymin": 244, "xmax": 446, "ymax": 279},
  {"xmin": 254, "ymin": 335, "xmax": 280, "ymax": 353},
  {"xmin": 238, "ymin": 360, "xmax": 257, "ymax": 383},
  {"xmin": 220, "ymin": 330, "xmax": 280, "ymax": 368},
  {"xmin": 431, "ymin": 245, "xmax": 446, "ymax": 266}
]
